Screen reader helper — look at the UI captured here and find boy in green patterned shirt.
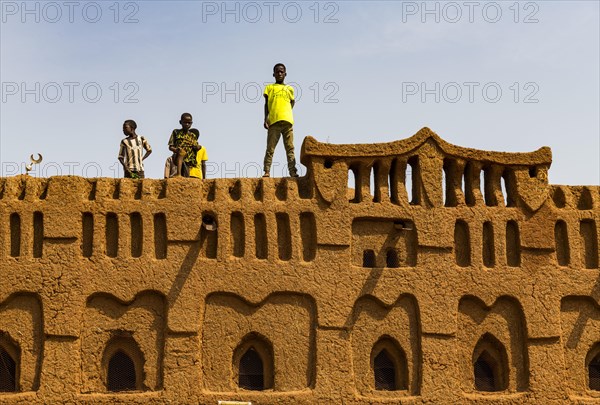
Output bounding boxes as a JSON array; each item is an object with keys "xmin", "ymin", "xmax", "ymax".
[{"xmin": 168, "ymin": 112, "xmax": 201, "ymax": 177}]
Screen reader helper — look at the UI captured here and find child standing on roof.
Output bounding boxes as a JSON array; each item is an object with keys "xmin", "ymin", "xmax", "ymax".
[
  {"xmin": 187, "ymin": 128, "xmax": 208, "ymax": 179},
  {"xmin": 118, "ymin": 119, "xmax": 152, "ymax": 179},
  {"xmin": 164, "ymin": 128, "xmax": 208, "ymax": 179},
  {"xmin": 262, "ymin": 63, "xmax": 298, "ymax": 178},
  {"xmin": 168, "ymin": 112, "xmax": 201, "ymax": 177}
]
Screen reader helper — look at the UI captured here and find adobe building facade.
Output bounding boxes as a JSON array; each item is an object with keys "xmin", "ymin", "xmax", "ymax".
[{"xmin": 0, "ymin": 127, "xmax": 598, "ymax": 404}]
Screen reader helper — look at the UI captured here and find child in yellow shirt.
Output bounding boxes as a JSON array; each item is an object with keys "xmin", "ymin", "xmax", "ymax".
[{"xmin": 262, "ymin": 63, "xmax": 298, "ymax": 178}]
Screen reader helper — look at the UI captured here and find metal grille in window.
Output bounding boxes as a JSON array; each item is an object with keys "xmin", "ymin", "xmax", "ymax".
[
  {"xmin": 386, "ymin": 249, "xmax": 400, "ymax": 268},
  {"xmin": 474, "ymin": 356, "xmax": 496, "ymax": 392},
  {"xmin": 107, "ymin": 351, "xmax": 137, "ymax": 392},
  {"xmin": 590, "ymin": 355, "xmax": 600, "ymax": 391},
  {"xmin": 363, "ymin": 250, "xmax": 376, "ymax": 268},
  {"xmin": 374, "ymin": 350, "xmax": 396, "ymax": 390},
  {"xmin": 0, "ymin": 348, "xmax": 17, "ymax": 392},
  {"xmin": 239, "ymin": 347, "xmax": 264, "ymax": 390}
]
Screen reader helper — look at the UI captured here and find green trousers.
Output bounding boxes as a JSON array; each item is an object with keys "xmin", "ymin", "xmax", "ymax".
[{"xmin": 263, "ymin": 120, "xmax": 297, "ymax": 176}]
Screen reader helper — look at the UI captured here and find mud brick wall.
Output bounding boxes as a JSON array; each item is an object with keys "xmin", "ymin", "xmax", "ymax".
[{"xmin": 0, "ymin": 128, "xmax": 598, "ymax": 403}]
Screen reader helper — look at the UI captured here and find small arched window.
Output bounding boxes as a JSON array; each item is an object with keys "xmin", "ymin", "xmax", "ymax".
[
  {"xmin": 239, "ymin": 347, "xmax": 264, "ymax": 390},
  {"xmin": 363, "ymin": 250, "xmax": 376, "ymax": 268},
  {"xmin": 588, "ymin": 347, "xmax": 600, "ymax": 391},
  {"xmin": 107, "ymin": 351, "xmax": 137, "ymax": 392},
  {"xmin": 454, "ymin": 220, "xmax": 471, "ymax": 267},
  {"xmin": 0, "ymin": 334, "xmax": 19, "ymax": 393},
  {"xmin": 10, "ymin": 213, "xmax": 21, "ymax": 257},
  {"xmin": 554, "ymin": 220, "xmax": 570, "ymax": 266},
  {"xmin": 0, "ymin": 347, "xmax": 17, "ymax": 392},
  {"xmin": 102, "ymin": 336, "xmax": 144, "ymax": 392},
  {"xmin": 386, "ymin": 249, "xmax": 400, "ymax": 268},
  {"xmin": 473, "ymin": 334, "xmax": 508, "ymax": 392},
  {"xmin": 474, "ymin": 352, "xmax": 497, "ymax": 391},
  {"xmin": 482, "ymin": 221, "xmax": 495, "ymax": 267},
  {"xmin": 371, "ymin": 337, "xmax": 408, "ymax": 391},
  {"xmin": 374, "ymin": 349, "xmax": 396, "ymax": 390},
  {"xmin": 506, "ymin": 220, "xmax": 521, "ymax": 267},
  {"xmin": 234, "ymin": 334, "xmax": 274, "ymax": 391}
]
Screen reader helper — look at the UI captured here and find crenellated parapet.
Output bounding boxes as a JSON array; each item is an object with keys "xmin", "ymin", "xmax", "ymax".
[
  {"xmin": 301, "ymin": 127, "xmax": 553, "ymax": 211},
  {"xmin": 0, "ymin": 129, "xmax": 598, "ymax": 404}
]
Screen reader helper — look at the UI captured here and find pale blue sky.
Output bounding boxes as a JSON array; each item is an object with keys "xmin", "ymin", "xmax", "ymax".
[{"xmin": 1, "ymin": 0, "xmax": 598, "ymax": 184}]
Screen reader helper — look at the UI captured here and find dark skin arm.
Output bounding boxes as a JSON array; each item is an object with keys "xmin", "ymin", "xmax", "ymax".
[
  {"xmin": 142, "ymin": 145, "xmax": 152, "ymax": 161},
  {"xmin": 193, "ymin": 144, "xmax": 207, "ymax": 179},
  {"xmin": 168, "ymin": 130, "xmax": 183, "ymax": 154},
  {"xmin": 118, "ymin": 156, "xmax": 130, "ymax": 176},
  {"xmin": 263, "ymin": 95, "xmax": 269, "ymax": 129}
]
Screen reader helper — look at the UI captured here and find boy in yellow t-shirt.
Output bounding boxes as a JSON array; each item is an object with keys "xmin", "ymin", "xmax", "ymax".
[
  {"xmin": 188, "ymin": 139, "xmax": 208, "ymax": 179},
  {"xmin": 262, "ymin": 63, "xmax": 298, "ymax": 178}
]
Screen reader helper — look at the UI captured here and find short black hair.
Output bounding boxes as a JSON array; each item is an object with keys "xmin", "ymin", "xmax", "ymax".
[
  {"xmin": 273, "ymin": 63, "xmax": 286, "ymax": 72},
  {"xmin": 181, "ymin": 112, "xmax": 193, "ymax": 121},
  {"xmin": 124, "ymin": 119, "xmax": 137, "ymax": 129}
]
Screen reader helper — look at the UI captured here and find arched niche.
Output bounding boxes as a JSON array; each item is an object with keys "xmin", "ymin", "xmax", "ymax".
[
  {"xmin": 102, "ymin": 335, "xmax": 145, "ymax": 392},
  {"xmin": 472, "ymin": 333, "xmax": 509, "ymax": 392},
  {"xmin": 371, "ymin": 336, "xmax": 408, "ymax": 391},
  {"xmin": 233, "ymin": 333, "xmax": 274, "ymax": 391}
]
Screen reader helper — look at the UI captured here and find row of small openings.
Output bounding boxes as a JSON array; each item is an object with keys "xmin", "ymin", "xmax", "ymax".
[
  {"xmin": 235, "ymin": 334, "xmax": 526, "ymax": 393},
  {"xmin": 8, "ymin": 212, "xmax": 44, "ymax": 258},
  {"xmin": 2, "ymin": 177, "xmax": 313, "ymax": 202},
  {"xmin": 348, "ymin": 158, "xmax": 421, "ymax": 204},
  {"xmin": 0, "ymin": 179, "xmax": 166, "ymax": 202},
  {"xmin": 0, "ymin": 179, "xmax": 49, "ymax": 201},
  {"xmin": 359, "ymin": 221, "xmax": 417, "ymax": 268},
  {"xmin": 0, "ymin": 177, "xmax": 311, "ymax": 202},
  {"xmin": 86, "ymin": 179, "xmax": 166, "ymax": 201},
  {"xmin": 555, "ymin": 220, "xmax": 599, "ymax": 268},
  {"xmin": 2, "ymin": 338, "xmax": 600, "ymax": 394},
  {"xmin": 80, "ymin": 211, "xmax": 317, "ymax": 262},
  {"xmin": 454, "ymin": 220, "xmax": 522, "ymax": 267},
  {"xmin": 346, "ymin": 158, "xmax": 534, "ymax": 207},
  {"xmin": 444, "ymin": 160, "xmax": 522, "ymax": 208},
  {"xmin": 230, "ymin": 335, "xmax": 408, "ymax": 392},
  {"xmin": 452, "ymin": 219, "xmax": 599, "ymax": 269},
  {"xmin": 454, "ymin": 220, "xmax": 521, "ymax": 268},
  {"xmin": 229, "ymin": 333, "xmax": 576, "ymax": 394},
  {"xmin": 228, "ymin": 178, "xmax": 312, "ymax": 202},
  {"xmin": 0, "ymin": 334, "xmax": 145, "ymax": 393},
  {"xmin": 552, "ymin": 187, "xmax": 595, "ymax": 210},
  {"xmin": 362, "ymin": 247, "xmax": 417, "ymax": 268},
  {"xmin": 6, "ymin": 212, "xmax": 160, "ymax": 260},
  {"xmin": 235, "ymin": 212, "xmax": 316, "ymax": 262},
  {"xmin": 82, "ymin": 213, "xmax": 168, "ymax": 259},
  {"xmin": 0, "ymin": 334, "xmax": 268, "ymax": 393},
  {"xmin": 463, "ymin": 332, "xmax": 600, "ymax": 392}
]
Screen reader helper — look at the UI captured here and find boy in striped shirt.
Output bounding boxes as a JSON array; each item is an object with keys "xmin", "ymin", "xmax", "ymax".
[{"xmin": 118, "ymin": 119, "xmax": 152, "ymax": 179}]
